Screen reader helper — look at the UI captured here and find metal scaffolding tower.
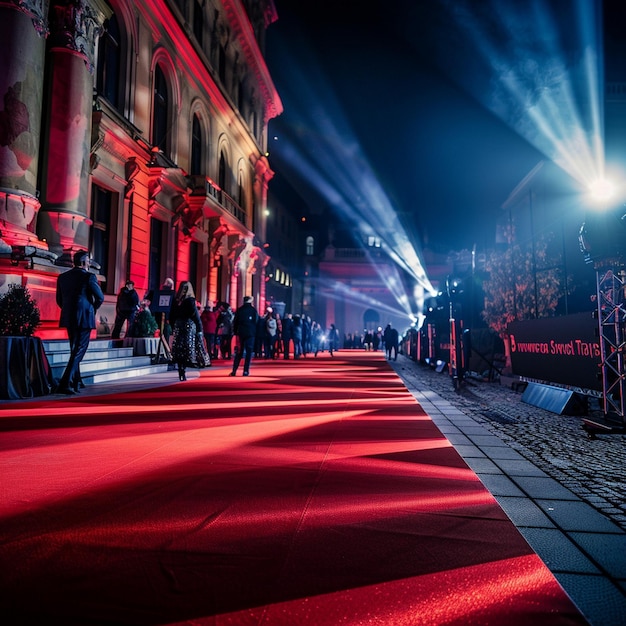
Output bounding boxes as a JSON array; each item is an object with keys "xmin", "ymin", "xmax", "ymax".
[{"xmin": 591, "ymin": 267, "xmax": 626, "ymax": 432}]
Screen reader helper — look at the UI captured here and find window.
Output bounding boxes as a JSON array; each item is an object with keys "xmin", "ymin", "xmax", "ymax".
[
  {"xmin": 191, "ymin": 114, "xmax": 202, "ymax": 175},
  {"xmin": 238, "ymin": 175, "xmax": 245, "ymax": 209},
  {"xmin": 193, "ymin": 0, "xmax": 204, "ymax": 47},
  {"xmin": 251, "ymin": 110, "xmax": 258, "ymax": 141},
  {"xmin": 96, "ymin": 14, "xmax": 122, "ymax": 110},
  {"xmin": 238, "ymin": 79, "xmax": 245, "ymax": 114},
  {"xmin": 218, "ymin": 44, "xmax": 227, "ymax": 86},
  {"xmin": 218, "ymin": 151, "xmax": 227, "ymax": 192},
  {"xmin": 189, "ymin": 240, "xmax": 200, "ymax": 295},
  {"xmin": 306, "ymin": 236, "xmax": 314, "ymax": 256},
  {"xmin": 152, "ymin": 65, "xmax": 169, "ymax": 154},
  {"xmin": 91, "ymin": 184, "xmax": 117, "ymax": 294},
  {"xmin": 149, "ymin": 218, "xmax": 167, "ymax": 294}
]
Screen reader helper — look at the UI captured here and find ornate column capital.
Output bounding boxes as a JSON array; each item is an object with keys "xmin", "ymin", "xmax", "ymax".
[
  {"xmin": 48, "ymin": 0, "xmax": 110, "ymax": 73},
  {"xmin": 3, "ymin": 0, "xmax": 48, "ymax": 36}
]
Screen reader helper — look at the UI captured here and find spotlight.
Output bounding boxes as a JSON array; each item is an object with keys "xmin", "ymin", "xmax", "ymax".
[
  {"xmin": 588, "ymin": 178, "xmax": 616, "ymax": 204},
  {"xmin": 579, "ymin": 201, "xmax": 626, "ymax": 265},
  {"xmin": 446, "ymin": 276, "xmax": 463, "ymax": 297}
]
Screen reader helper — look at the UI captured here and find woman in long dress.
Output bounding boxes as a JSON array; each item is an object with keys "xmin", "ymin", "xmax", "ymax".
[{"xmin": 169, "ymin": 281, "xmax": 202, "ymax": 380}]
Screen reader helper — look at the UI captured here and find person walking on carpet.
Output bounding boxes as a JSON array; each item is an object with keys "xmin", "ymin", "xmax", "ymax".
[
  {"xmin": 169, "ymin": 281, "xmax": 203, "ymax": 381},
  {"xmin": 55, "ymin": 250, "xmax": 104, "ymax": 394},
  {"xmin": 200, "ymin": 301, "xmax": 218, "ymax": 359},
  {"xmin": 328, "ymin": 323, "xmax": 339, "ymax": 356},
  {"xmin": 230, "ymin": 296, "xmax": 258, "ymax": 377},
  {"xmin": 383, "ymin": 323, "xmax": 399, "ymax": 360},
  {"xmin": 217, "ymin": 303, "xmax": 234, "ymax": 359}
]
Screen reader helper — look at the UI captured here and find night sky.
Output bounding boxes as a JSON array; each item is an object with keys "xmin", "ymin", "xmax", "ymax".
[{"xmin": 265, "ymin": 0, "xmax": 625, "ymax": 254}]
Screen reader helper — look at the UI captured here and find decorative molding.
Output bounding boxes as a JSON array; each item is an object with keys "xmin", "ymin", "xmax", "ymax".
[
  {"xmin": 2, "ymin": 0, "xmax": 48, "ymax": 37},
  {"xmin": 221, "ymin": 0, "xmax": 282, "ymax": 121},
  {"xmin": 124, "ymin": 157, "xmax": 141, "ymax": 199},
  {"xmin": 48, "ymin": 0, "xmax": 109, "ymax": 74}
]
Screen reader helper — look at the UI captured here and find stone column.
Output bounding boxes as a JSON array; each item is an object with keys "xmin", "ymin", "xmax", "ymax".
[
  {"xmin": 37, "ymin": 0, "xmax": 109, "ymax": 261},
  {"xmin": 209, "ymin": 219, "xmax": 228, "ymax": 303},
  {"xmin": 0, "ymin": 0, "xmax": 48, "ymax": 250}
]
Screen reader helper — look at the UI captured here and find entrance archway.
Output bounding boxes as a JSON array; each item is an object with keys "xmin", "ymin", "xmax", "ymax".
[{"xmin": 363, "ymin": 308, "xmax": 380, "ymax": 331}]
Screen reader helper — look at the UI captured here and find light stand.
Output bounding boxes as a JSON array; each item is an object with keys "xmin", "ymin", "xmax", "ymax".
[
  {"xmin": 579, "ymin": 201, "xmax": 626, "ymax": 435},
  {"xmin": 446, "ymin": 276, "xmax": 464, "ymax": 393}
]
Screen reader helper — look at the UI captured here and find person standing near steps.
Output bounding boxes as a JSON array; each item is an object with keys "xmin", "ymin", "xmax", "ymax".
[
  {"xmin": 230, "ymin": 296, "xmax": 258, "ymax": 377},
  {"xmin": 55, "ymin": 250, "xmax": 104, "ymax": 394},
  {"xmin": 111, "ymin": 280, "xmax": 139, "ymax": 339}
]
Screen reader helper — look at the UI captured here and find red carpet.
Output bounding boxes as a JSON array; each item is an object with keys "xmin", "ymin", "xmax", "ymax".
[{"xmin": 0, "ymin": 352, "xmax": 586, "ymax": 625}]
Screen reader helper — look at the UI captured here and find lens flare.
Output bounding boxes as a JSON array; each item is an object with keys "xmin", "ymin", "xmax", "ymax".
[{"xmin": 588, "ymin": 177, "xmax": 616, "ymax": 204}]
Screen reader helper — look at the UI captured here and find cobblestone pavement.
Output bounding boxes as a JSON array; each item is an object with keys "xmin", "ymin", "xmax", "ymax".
[{"xmin": 390, "ymin": 356, "xmax": 626, "ymax": 532}]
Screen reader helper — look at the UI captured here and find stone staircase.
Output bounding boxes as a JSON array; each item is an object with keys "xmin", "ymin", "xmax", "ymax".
[{"xmin": 43, "ymin": 339, "xmax": 171, "ymax": 386}]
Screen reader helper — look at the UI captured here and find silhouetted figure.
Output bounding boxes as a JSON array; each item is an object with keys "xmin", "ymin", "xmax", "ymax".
[
  {"xmin": 230, "ymin": 296, "xmax": 258, "ymax": 377},
  {"xmin": 383, "ymin": 323, "xmax": 399, "ymax": 360},
  {"xmin": 111, "ymin": 280, "xmax": 139, "ymax": 339},
  {"xmin": 56, "ymin": 250, "xmax": 104, "ymax": 394}
]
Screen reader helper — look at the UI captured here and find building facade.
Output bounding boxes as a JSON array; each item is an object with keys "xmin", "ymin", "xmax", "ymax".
[{"xmin": 0, "ymin": 0, "xmax": 282, "ymax": 337}]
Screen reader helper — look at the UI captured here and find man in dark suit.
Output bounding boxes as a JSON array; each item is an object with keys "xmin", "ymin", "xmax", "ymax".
[
  {"xmin": 56, "ymin": 250, "xmax": 104, "ymax": 394},
  {"xmin": 229, "ymin": 296, "xmax": 258, "ymax": 377}
]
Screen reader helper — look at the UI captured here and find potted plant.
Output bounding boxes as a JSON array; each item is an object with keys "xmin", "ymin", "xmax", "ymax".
[
  {"xmin": 0, "ymin": 284, "xmax": 41, "ymax": 336},
  {"xmin": 0, "ymin": 284, "xmax": 53, "ymax": 399},
  {"xmin": 128, "ymin": 300, "xmax": 158, "ymax": 338}
]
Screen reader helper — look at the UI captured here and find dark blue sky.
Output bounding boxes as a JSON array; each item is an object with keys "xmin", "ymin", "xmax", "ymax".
[
  {"xmin": 265, "ymin": 0, "xmax": 547, "ymax": 253},
  {"xmin": 265, "ymin": 1, "xmax": 626, "ymax": 254}
]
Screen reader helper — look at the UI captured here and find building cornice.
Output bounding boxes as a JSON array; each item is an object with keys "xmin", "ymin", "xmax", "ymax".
[{"xmin": 222, "ymin": 0, "xmax": 283, "ymax": 121}]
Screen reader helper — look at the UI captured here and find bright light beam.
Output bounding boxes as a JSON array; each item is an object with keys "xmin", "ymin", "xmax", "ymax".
[
  {"xmin": 314, "ymin": 277, "xmax": 414, "ymax": 322},
  {"xmin": 271, "ymin": 36, "xmax": 435, "ymax": 316},
  {"xmin": 439, "ymin": 0, "xmax": 609, "ymax": 193}
]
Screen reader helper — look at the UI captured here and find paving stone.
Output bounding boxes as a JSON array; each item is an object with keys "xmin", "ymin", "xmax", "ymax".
[{"xmin": 392, "ymin": 357, "xmax": 626, "ymax": 532}]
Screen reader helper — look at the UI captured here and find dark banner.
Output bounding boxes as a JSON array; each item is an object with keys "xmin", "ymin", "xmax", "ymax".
[{"xmin": 508, "ymin": 312, "xmax": 601, "ymax": 392}]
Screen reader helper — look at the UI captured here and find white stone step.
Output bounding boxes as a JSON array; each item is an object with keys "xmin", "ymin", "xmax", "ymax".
[{"xmin": 43, "ymin": 338, "xmax": 171, "ymax": 387}]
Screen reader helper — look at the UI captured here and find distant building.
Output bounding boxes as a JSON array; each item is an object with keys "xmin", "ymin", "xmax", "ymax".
[
  {"xmin": 316, "ymin": 228, "xmax": 417, "ymax": 337},
  {"xmin": 0, "ymin": 0, "xmax": 282, "ymax": 337}
]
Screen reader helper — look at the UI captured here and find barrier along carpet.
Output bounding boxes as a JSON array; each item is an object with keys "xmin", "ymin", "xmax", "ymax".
[{"xmin": 0, "ymin": 352, "xmax": 586, "ymax": 625}]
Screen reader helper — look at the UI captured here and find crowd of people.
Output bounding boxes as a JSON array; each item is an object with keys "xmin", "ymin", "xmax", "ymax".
[
  {"xmin": 109, "ymin": 278, "xmax": 401, "ymax": 369},
  {"xmin": 55, "ymin": 256, "xmax": 401, "ymax": 392}
]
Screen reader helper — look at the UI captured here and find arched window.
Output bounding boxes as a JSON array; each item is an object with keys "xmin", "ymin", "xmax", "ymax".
[
  {"xmin": 363, "ymin": 309, "xmax": 380, "ymax": 330},
  {"xmin": 218, "ymin": 151, "xmax": 227, "ymax": 192},
  {"xmin": 238, "ymin": 174, "xmax": 245, "ymax": 209},
  {"xmin": 191, "ymin": 114, "xmax": 202, "ymax": 175},
  {"xmin": 152, "ymin": 64, "xmax": 170, "ymax": 155},
  {"xmin": 306, "ymin": 236, "xmax": 314, "ymax": 256},
  {"xmin": 96, "ymin": 13, "xmax": 122, "ymax": 109}
]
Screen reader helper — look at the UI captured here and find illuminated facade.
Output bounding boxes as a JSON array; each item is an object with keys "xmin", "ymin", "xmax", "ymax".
[
  {"xmin": 0, "ymin": 0, "xmax": 282, "ymax": 337},
  {"xmin": 317, "ymin": 235, "xmax": 416, "ymax": 339}
]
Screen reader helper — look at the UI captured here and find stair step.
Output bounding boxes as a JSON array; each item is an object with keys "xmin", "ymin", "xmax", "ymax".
[
  {"xmin": 46, "ymin": 348, "xmax": 135, "ymax": 365},
  {"xmin": 42, "ymin": 338, "xmax": 121, "ymax": 352},
  {"xmin": 84, "ymin": 363, "xmax": 171, "ymax": 385},
  {"xmin": 51, "ymin": 355, "xmax": 154, "ymax": 376},
  {"xmin": 43, "ymin": 338, "xmax": 170, "ymax": 388}
]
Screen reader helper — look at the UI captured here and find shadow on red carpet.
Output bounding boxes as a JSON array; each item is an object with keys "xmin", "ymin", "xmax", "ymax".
[{"xmin": 0, "ymin": 352, "xmax": 587, "ymax": 624}]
